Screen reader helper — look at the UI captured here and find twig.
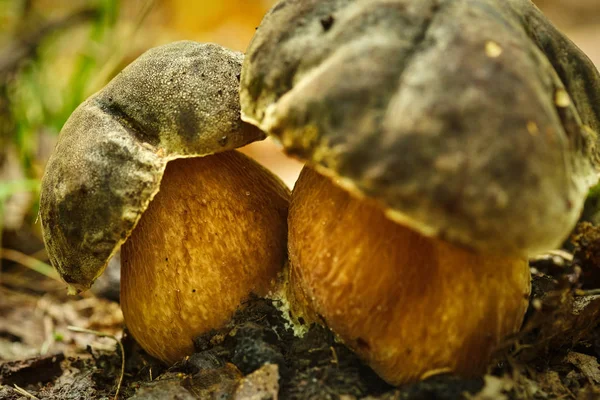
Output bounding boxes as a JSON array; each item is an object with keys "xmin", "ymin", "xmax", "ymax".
[
  {"xmin": 547, "ymin": 249, "xmax": 574, "ymax": 261},
  {"xmin": 529, "ymin": 249, "xmax": 574, "ymax": 263},
  {"xmin": 68, "ymin": 326, "xmax": 125, "ymax": 400},
  {"xmin": 13, "ymin": 384, "xmax": 40, "ymax": 399},
  {"xmin": 574, "ymin": 288, "xmax": 600, "ymax": 297},
  {"xmin": 0, "ymin": 248, "xmax": 60, "ymax": 281},
  {"xmin": 40, "ymin": 315, "xmax": 55, "ymax": 355},
  {"xmin": 329, "ymin": 346, "xmax": 339, "ymax": 366}
]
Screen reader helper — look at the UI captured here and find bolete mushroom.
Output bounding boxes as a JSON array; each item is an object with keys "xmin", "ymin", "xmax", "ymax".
[
  {"xmin": 240, "ymin": 0, "xmax": 600, "ymax": 385},
  {"xmin": 40, "ymin": 41, "xmax": 290, "ymax": 363}
]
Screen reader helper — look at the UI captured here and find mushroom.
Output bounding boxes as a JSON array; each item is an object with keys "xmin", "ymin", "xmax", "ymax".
[
  {"xmin": 40, "ymin": 41, "xmax": 290, "ymax": 363},
  {"xmin": 240, "ymin": 0, "xmax": 600, "ymax": 385}
]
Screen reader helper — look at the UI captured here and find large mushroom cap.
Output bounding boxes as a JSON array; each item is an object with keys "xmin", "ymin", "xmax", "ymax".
[
  {"xmin": 241, "ymin": 0, "xmax": 600, "ymax": 256},
  {"xmin": 41, "ymin": 41, "xmax": 264, "ymax": 291}
]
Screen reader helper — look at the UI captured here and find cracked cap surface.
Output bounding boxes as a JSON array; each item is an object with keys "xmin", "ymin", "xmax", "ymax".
[{"xmin": 241, "ymin": 0, "xmax": 600, "ymax": 256}]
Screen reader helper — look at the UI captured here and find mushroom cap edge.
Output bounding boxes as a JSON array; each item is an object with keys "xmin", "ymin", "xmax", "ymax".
[{"xmin": 40, "ymin": 41, "xmax": 264, "ymax": 292}]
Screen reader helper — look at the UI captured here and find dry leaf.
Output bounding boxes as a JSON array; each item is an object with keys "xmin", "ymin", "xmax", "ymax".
[{"xmin": 565, "ymin": 352, "xmax": 600, "ymax": 384}]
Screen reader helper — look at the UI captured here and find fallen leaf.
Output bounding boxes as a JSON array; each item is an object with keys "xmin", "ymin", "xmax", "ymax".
[
  {"xmin": 234, "ymin": 363, "xmax": 279, "ymax": 400},
  {"xmin": 565, "ymin": 352, "xmax": 600, "ymax": 384}
]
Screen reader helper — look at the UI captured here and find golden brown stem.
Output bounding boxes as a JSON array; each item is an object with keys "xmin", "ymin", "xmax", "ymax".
[
  {"xmin": 288, "ymin": 167, "xmax": 530, "ymax": 385},
  {"xmin": 121, "ymin": 151, "xmax": 289, "ymax": 363}
]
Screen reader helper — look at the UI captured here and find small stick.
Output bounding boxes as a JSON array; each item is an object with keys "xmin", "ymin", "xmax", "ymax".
[
  {"xmin": 547, "ymin": 249, "xmax": 574, "ymax": 261},
  {"xmin": 13, "ymin": 384, "xmax": 40, "ymax": 399},
  {"xmin": 330, "ymin": 346, "xmax": 339, "ymax": 366},
  {"xmin": 68, "ymin": 326, "xmax": 125, "ymax": 400},
  {"xmin": 529, "ymin": 250, "xmax": 574, "ymax": 263},
  {"xmin": 40, "ymin": 315, "xmax": 55, "ymax": 355},
  {"xmin": 574, "ymin": 288, "xmax": 600, "ymax": 297},
  {"xmin": 1, "ymin": 248, "xmax": 60, "ymax": 281}
]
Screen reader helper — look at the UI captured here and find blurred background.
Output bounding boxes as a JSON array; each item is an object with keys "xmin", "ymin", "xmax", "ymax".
[
  {"xmin": 0, "ymin": 0, "xmax": 598, "ymax": 360},
  {"xmin": 0, "ymin": 0, "xmax": 300, "ymax": 277}
]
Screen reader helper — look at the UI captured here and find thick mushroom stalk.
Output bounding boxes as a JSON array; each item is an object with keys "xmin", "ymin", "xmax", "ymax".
[
  {"xmin": 40, "ymin": 41, "xmax": 290, "ymax": 363},
  {"xmin": 241, "ymin": 0, "xmax": 600, "ymax": 385},
  {"xmin": 122, "ymin": 153, "xmax": 288, "ymax": 363},
  {"xmin": 289, "ymin": 167, "xmax": 529, "ymax": 384}
]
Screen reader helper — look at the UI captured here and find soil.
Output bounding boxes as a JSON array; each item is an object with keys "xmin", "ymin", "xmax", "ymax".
[{"xmin": 3, "ymin": 223, "xmax": 600, "ymax": 399}]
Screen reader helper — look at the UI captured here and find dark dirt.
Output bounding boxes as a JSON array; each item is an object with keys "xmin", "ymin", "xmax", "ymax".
[{"xmin": 3, "ymin": 224, "xmax": 600, "ymax": 399}]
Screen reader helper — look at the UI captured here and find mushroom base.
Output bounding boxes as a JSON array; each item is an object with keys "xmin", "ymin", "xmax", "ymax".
[
  {"xmin": 288, "ymin": 167, "xmax": 531, "ymax": 385},
  {"xmin": 121, "ymin": 151, "xmax": 289, "ymax": 364}
]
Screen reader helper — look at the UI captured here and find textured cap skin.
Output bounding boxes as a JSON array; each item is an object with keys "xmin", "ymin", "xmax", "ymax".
[
  {"xmin": 41, "ymin": 41, "xmax": 264, "ymax": 291},
  {"xmin": 241, "ymin": 0, "xmax": 600, "ymax": 256}
]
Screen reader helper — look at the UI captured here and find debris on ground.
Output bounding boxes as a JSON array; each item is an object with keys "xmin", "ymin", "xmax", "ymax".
[{"xmin": 3, "ymin": 223, "xmax": 600, "ymax": 399}]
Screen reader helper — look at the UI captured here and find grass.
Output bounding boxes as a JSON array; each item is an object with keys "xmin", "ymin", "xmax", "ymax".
[
  {"xmin": 0, "ymin": 0, "xmax": 155, "ymax": 236},
  {"xmin": 6, "ymin": 0, "xmax": 120, "ymax": 174}
]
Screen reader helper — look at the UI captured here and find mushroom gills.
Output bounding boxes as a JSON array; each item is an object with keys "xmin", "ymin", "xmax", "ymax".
[
  {"xmin": 288, "ymin": 166, "xmax": 531, "ymax": 385},
  {"xmin": 121, "ymin": 150, "xmax": 289, "ymax": 364}
]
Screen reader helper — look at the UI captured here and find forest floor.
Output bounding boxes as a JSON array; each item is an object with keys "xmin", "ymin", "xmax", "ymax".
[
  {"xmin": 2, "ymin": 1, "xmax": 600, "ymax": 398},
  {"xmin": 2, "ymin": 223, "xmax": 600, "ymax": 399}
]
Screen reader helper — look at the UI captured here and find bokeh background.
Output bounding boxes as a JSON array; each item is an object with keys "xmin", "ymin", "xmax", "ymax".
[{"xmin": 0, "ymin": 0, "xmax": 598, "ymax": 306}]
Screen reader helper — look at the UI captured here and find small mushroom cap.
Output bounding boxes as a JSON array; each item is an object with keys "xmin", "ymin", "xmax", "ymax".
[
  {"xmin": 40, "ymin": 41, "xmax": 263, "ymax": 291},
  {"xmin": 241, "ymin": 0, "xmax": 600, "ymax": 256}
]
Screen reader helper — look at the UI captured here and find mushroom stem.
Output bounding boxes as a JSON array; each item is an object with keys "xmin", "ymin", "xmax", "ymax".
[
  {"xmin": 288, "ymin": 167, "xmax": 531, "ymax": 385},
  {"xmin": 121, "ymin": 151, "xmax": 289, "ymax": 363}
]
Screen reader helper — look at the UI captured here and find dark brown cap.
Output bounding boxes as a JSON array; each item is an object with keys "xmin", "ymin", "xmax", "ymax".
[{"xmin": 241, "ymin": 0, "xmax": 600, "ymax": 256}]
